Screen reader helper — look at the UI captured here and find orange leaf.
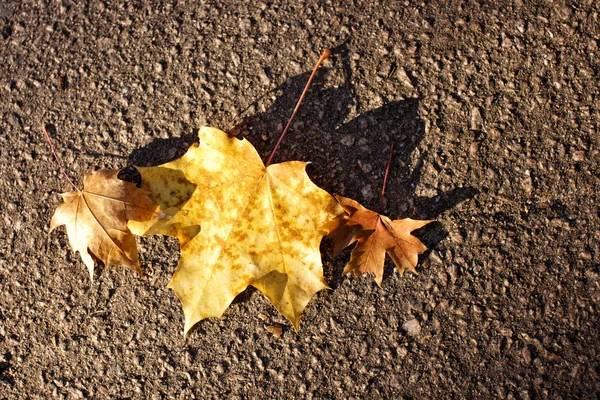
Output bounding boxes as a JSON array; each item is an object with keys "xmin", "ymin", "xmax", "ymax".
[{"xmin": 326, "ymin": 194, "xmax": 432, "ymax": 286}]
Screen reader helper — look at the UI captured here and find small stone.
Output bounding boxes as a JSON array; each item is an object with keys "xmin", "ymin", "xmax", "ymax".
[
  {"xmin": 519, "ymin": 390, "xmax": 531, "ymax": 400},
  {"xmin": 496, "ymin": 387, "xmax": 506, "ymax": 398},
  {"xmin": 68, "ymin": 388, "xmax": 84, "ymax": 399},
  {"xmin": 408, "ymin": 299, "xmax": 423, "ymax": 312},
  {"xmin": 470, "ymin": 106, "xmax": 484, "ymax": 131},
  {"xmin": 430, "ymin": 250, "xmax": 443, "ymax": 264},
  {"xmin": 403, "ymin": 318, "xmax": 421, "ymax": 336},
  {"xmin": 257, "ymin": 313, "xmax": 269, "ymax": 321},
  {"xmin": 361, "ymin": 184, "xmax": 373, "ymax": 202},
  {"xmin": 438, "ymin": 271, "xmax": 448, "ymax": 287},
  {"xmin": 358, "ymin": 161, "xmax": 372, "ymax": 173},
  {"xmin": 570, "ymin": 365, "xmax": 579, "ymax": 378},
  {"xmin": 259, "ymin": 68, "xmax": 270, "ymax": 85},
  {"xmin": 522, "ymin": 171, "xmax": 533, "ymax": 196},
  {"xmin": 448, "ymin": 265, "xmax": 459, "ymax": 281},
  {"xmin": 397, "ymin": 67, "xmax": 414, "ymax": 89},
  {"xmin": 231, "ymin": 52, "xmax": 241, "ymax": 68},
  {"xmin": 340, "ymin": 134, "xmax": 355, "ymax": 147},
  {"xmin": 397, "ymin": 346, "xmax": 408, "ymax": 358},
  {"xmin": 522, "ymin": 346, "xmax": 532, "ymax": 365},
  {"xmin": 417, "ymin": 186, "xmax": 438, "ymax": 198},
  {"xmin": 572, "ymin": 150, "xmax": 585, "ymax": 161},
  {"xmin": 168, "ymin": 147, "xmax": 179, "ymax": 159},
  {"xmin": 469, "ymin": 142, "xmax": 479, "ymax": 157},
  {"xmin": 215, "ymin": 363, "xmax": 225, "ymax": 374},
  {"xmin": 409, "ymin": 372, "xmax": 420, "ymax": 383},
  {"xmin": 239, "ymin": 18, "xmax": 252, "ymax": 31}
]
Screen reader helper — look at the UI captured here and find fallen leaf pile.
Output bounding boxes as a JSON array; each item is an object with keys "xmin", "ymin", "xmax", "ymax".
[
  {"xmin": 49, "ymin": 66, "xmax": 434, "ymax": 334},
  {"xmin": 50, "ymin": 127, "xmax": 433, "ymax": 333}
]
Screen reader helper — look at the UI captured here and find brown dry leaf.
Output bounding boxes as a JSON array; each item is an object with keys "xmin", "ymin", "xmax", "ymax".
[
  {"xmin": 266, "ymin": 324, "xmax": 284, "ymax": 338},
  {"xmin": 50, "ymin": 169, "xmax": 161, "ymax": 280},
  {"xmin": 129, "ymin": 127, "xmax": 343, "ymax": 334},
  {"xmin": 326, "ymin": 194, "xmax": 432, "ymax": 286}
]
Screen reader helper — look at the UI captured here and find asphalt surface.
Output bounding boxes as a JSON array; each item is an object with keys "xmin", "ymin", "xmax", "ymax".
[{"xmin": 1, "ymin": 1, "xmax": 599, "ymax": 398}]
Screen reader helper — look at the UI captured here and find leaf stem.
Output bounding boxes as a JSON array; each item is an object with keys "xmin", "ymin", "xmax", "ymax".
[
  {"xmin": 43, "ymin": 125, "xmax": 80, "ymax": 191},
  {"xmin": 381, "ymin": 141, "xmax": 394, "ymax": 198},
  {"xmin": 265, "ymin": 48, "xmax": 331, "ymax": 167}
]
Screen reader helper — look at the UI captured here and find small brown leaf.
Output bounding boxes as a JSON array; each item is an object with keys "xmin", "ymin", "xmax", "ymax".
[
  {"xmin": 266, "ymin": 324, "xmax": 283, "ymax": 338},
  {"xmin": 326, "ymin": 194, "xmax": 432, "ymax": 286},
  {"xmin": 50, "ymin": 169, "xmax": 161, "ymax": 280}
]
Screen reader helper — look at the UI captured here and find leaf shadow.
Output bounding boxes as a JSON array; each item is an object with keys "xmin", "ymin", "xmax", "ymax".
[
  {"xmin": 128, "ymin": 133, "xmax": 198, "ymax": 167},
  {"xmin": 231, "ymin": 42, "xmax": 478, "ymax": 289}
]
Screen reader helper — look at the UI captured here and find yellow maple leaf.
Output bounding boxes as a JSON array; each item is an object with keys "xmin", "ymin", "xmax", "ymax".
[
  {"xmin": 50, "ymin": 169, "xmax": 161, "ymax": 280},
  {"xmin": 129, "ymin": 127, "xmax": 343, "ymax": 334},
  {"xmin": 326, "ymin": 194, "xmax": 432, "ymax": 286}
]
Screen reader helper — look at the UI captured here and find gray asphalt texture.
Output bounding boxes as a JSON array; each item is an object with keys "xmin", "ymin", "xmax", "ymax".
[{"xmin": 1, "ymin": 1, "xmax": 599, "ymax": 399}]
